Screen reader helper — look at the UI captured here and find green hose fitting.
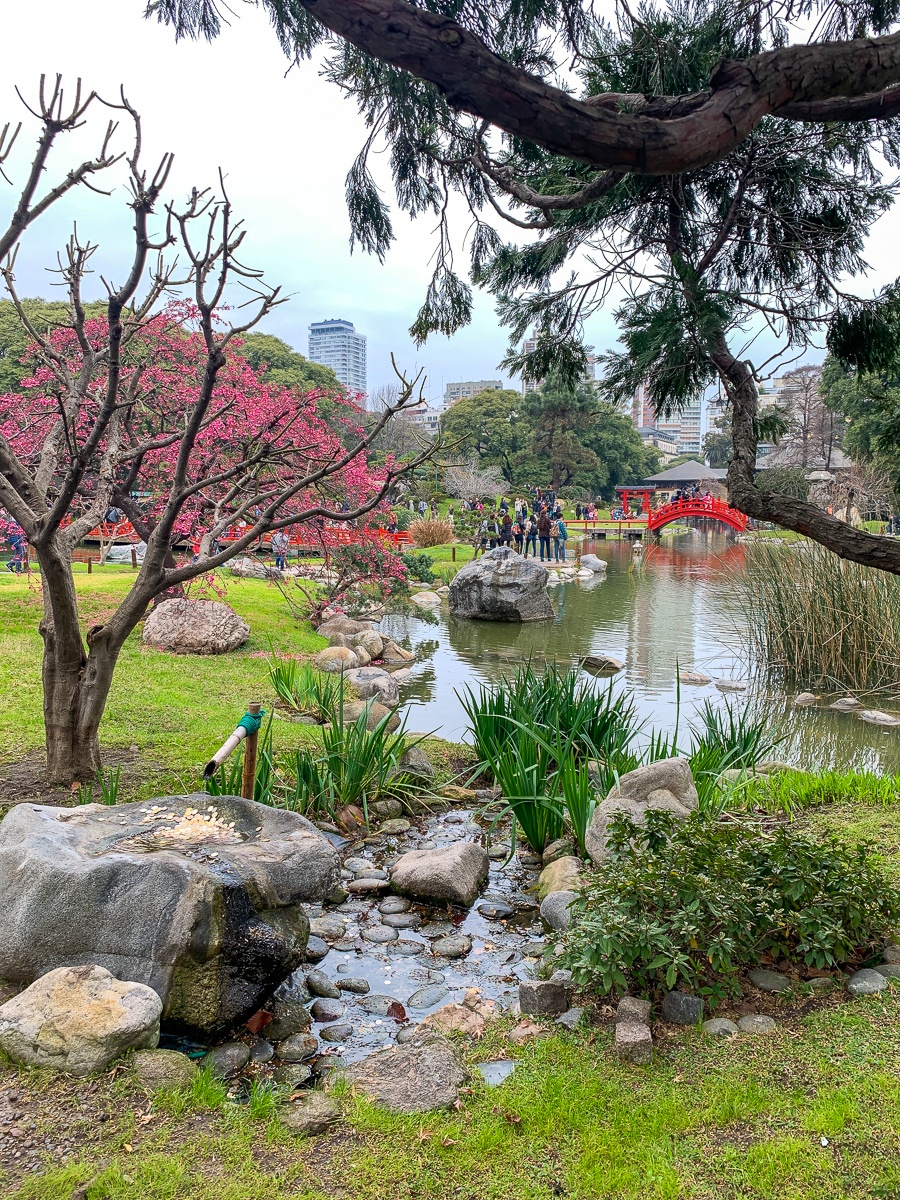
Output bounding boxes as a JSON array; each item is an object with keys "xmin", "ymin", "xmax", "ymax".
[{"xmin": 237, "ymin": 710, "xmax": 265, "ymax": 736}]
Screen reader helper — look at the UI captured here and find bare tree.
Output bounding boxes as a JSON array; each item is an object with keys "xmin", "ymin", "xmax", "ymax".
[
  {"xmin": 443, "ymin": 453, "xmax": 505, "ymax": 500},
  {"xmin": 0, "ymin": 79, "xmax": 432, "ymax": 782}
]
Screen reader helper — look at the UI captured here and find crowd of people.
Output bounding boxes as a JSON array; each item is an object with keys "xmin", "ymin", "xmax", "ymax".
[{"xmin": 472, "ymin": 491, "xmax": 569, "ymax": 562}]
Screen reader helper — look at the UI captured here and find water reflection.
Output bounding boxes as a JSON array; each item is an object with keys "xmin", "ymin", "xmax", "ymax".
[{"xmin": 380, "ymin": 533, "xmax": 900, "ymax": 773}]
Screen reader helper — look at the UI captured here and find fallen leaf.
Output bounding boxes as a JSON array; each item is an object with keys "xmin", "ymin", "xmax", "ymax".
[
  {"xmin": 245, "ymin": 1009, "xmax": 273, "ymax": 1034},
  {"xmin": 137, "ymin": 1114, "xmax": 154, "ymax": 1125},
  {"xmin": 440, "ymin": 1136, "xmax": 457, "ymax": 1147},
  {"xmin": 387, "ymin": 1001, "xmax": 407, "ymax": 1020},
  {"xmin": 123, "ymin": 1143, "xmax": 133, "ymax": 1153},
  {"xmin": 416, "ymin": 1129, "xmax": 434, "ymax": 1143},
  {"xmin": 503, "ymin": 1111, "xmax": 522, "ymax": 1126}
]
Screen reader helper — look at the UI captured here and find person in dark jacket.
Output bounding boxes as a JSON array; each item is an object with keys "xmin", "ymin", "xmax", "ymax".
[{"xmin": 536, "ymin": 509, "xmax": 552, "ymax": 560}]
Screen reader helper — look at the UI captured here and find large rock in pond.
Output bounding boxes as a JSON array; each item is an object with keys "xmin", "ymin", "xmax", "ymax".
[
  {"xmin": 0, "ymin": 964, "xmax": 162, "ymax": 1075},
  {"xmin": 0, "ymin": 795, "xmax": 339, "ymax": 1036},
  {"xmin": 579, "ymin": 554, "xmax": 608, "ymax": 573},
  {"xmin": 448, "ymin": 547, "xmax": 553, "ymax": 622},
  {"xmin": 584, "ymin": 758, "xmax": 699, "ymax": 863},
  {"xmin": 142, "ymin": 599, "xmax": 249, "ymax": 655},
  {"xmin": 390, "ymin": 842, "xmax": 489, "ymax": 907},
  {"xmin": 344, "ymin": 666, "xmax": 400, "ymax": 707}
]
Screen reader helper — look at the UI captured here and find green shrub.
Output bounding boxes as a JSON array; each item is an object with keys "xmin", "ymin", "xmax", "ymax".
[
  {"xmin": 741, "ymin": 769, "xmax": 900, "ymax": 817},
  {"xmin": 400, "ymin": 551, "xmax": 436, "ymax": 584},
  {"xmin": 563, "ymin": 809, "xmax": 900, "ymax": 1003}
]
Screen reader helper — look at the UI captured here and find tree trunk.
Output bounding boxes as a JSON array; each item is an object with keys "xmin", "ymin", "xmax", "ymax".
[
  {"xmin": 37, "ymin": 543, "xmax": 123, "ymax": 784},
  {"xmin": 710, "ymin": 335, "xmax": 900, "ymax": 575}
]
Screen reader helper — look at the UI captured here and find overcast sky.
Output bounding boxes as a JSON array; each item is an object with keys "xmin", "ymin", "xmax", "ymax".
[{"xmin": 4, "ymin": 0, "xmax": 899, "ymax": 405}]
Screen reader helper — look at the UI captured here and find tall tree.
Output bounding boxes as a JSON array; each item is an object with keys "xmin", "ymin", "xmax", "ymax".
[
  {"xmin": 0, "ymin": 82, "xmax": 430, "ymax": 782},
  {"xmin": 236, "ymin": 332, "xmax": 343, "ymax": 394},
  {"xmin": 439, "ymin": 387, "xmax": 525, "ymax": 483}
]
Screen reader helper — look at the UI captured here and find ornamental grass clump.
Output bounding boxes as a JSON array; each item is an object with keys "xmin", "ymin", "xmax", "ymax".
[
  {"xmin": 563, "ymin": 809, "xmax": 900, "ymax": 1004},
  {"xmin": 409, "ymin": 518, "xmax": 455, "ymax": 548}
]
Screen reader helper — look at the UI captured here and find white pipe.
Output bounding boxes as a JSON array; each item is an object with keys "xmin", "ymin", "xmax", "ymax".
[{"xmin": 203, "ymin": 726, "xmax": 248, "ymax": 778}]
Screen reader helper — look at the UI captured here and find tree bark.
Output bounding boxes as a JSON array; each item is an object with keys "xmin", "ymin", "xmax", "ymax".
[{"xmin": 711, "ymin": 336, "xmax": 900, "ymax": 575}]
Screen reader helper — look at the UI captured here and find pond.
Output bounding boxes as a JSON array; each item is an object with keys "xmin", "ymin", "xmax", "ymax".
[{"xmin": 380, "ymin": 532, "xmax": 900, "ymax": 775}]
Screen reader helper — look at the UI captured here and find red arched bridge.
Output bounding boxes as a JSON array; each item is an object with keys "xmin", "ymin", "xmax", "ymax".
[{"xmin": 647, "ymin": 495, "xmax": 748, "ymax": 533}]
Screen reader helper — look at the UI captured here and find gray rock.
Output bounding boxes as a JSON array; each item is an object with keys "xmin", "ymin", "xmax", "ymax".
[
  {"xmin": 388, "ymin": 939, "xmax": 426, "ymax": 956},
  {"xmin": 339, "ymin": 1028, "xmax": 466, "ymax": 1113},
  {"xmin": 265, "ymin": 998, "xmax": 313, "ymax": 1041},
  {"xmin": 407, "ymin": 985, "xmax": 449, "ymax": 1010},
  {"xmin": 519, "ymin": 980, "xmax": 569, "ymax": 1016},
  {"xmin": 310, "ymin": 916, "xmax": 351, "ymax": 940},
  {"xmin": 703, "ymin": 1018, "xmax": 739, "ymax": 1037},
  {"xmin": 276, "ymin": 1033, "xmax": 319, "ymax": 1062},
  {"xmin": 830, "ymin": 696, "xmax": 862, "ymax": 711},
  {"xmin": 680, "ymin": 671, "xmax": 712, "ymax": 686},
  {"xmin": 431, "ymin": 934, "xmax": 472, "ymax": 960},
  {"xmin": 737, "ymin": 1014, "xmax": 777, "ymax": 1034},
  {"xmin": 326, "ymin": 885, "xmax": 349, "ymax": 905},
  {"xmin": 319, "ymin": 1023, "xmax": 354, "ymax": 1043},
  {"xmin": 0, "ymin": 965, "xmax": 161, "ymax": 1076},
  {"xmin": 615, "ymin": 1022, "xmax": 652, "ymax": 1064},
  {"xmin": 793, "ymin": 692, "xmax": 817, "ymax": 706},
  {"xmin": 378, "ymin": 896, "xmax": 412, "ymax": 915},
  {"xmin": 317, "ymin": 616, "xmax": 372, "ymax": 637},
  {"xmin": 555, "ymin": 1008, "xmax": 584, "ymax": 1031},
  {"xmin": 578, "ymin": 554, "xmax": 607, "ymax": 573},
  {"xmin": 303, "ymin": 936, "xmax": 329, "ymax": 963},
  {"xmin": 205, "ymin": 1041, "xmax": 250, "ymax": 1078},
  {"xmin": 714, "ymin": 680, "xmax": 747, "ymax": 693},
  {"xmin": 477, "ymin": 900, "xmax": 514, "ymax": 920},
  {"xmin": 398, "ymin": 746, "xmax": 436, "ymax": 781},
  {"xmin": 419, "ymin": 921, "xmax": 455, "ymax": 938},
  {"xmin": 661, "ymin": 991, "xmax": 703, "ymax": 1025},
  {"xmin": 357, "ymin": 994, "xmax": 402, "ymax": 1016},
  {"xmin": 390, "ymin": 842, "xmax": 489, "ymax": 908},
  {"xmin": 346, "ymin": 879, "xmax": 391, "ymax": 895},
  {"xmin": 874, "ymin": 963, "xmax": 900, "ymax": 980},
  {"xmin": 542, "ymin": 837, "xmax": 575, "ymax": 865},
  {"xmin": 369, "ymin": 798, "xmax": 404, "ymax": 820},
  {"xmin": 362, "ymin": 924, "xmax": 399, "ymax": 944},
  {"xmin": 448, "ymin": 547, "xmax": 554, "ymax": 622},
  {"xmin": 305, "ymin": 970, "xmax": 341, "ymax": 1000},
  {"xmin": 228, "ymin": 556, "xmax": 282, "ymax": 581},
  {"xmin": 539, "ymin": 890, "xmax": 578, "ymax": 932},
  {"xmin": 0, "ymin": 795, "xmax": 338, "ymax": 1036},
  {"xmin": 748, "ymin": 968, "xmax": 792, "ymax": 994},
  {"xmin": 807, "ymin": 977, "xmax": 836, "ymax": 993},
  {"xmin": 133, "ymin": 1048, "xmax": 196, "ymax": 1090},
  {"xmin": 847, "ymin": 968, "xmax": 888, "ymax": 995},
  {"xmin": 581, "ymin": 654, "xmax": 625, "ymax": 674},
  {"xmin": 585, "ymin": 759, "xmax": 699, "ymax": 863},
  {"xmin": 281, "ymin": 1092, "xmax": 342, "ymax": 1136},
  {"xmin": 142, "ymin": 598, "xmax": 250, "ymax": 654},
  {"xmin": 858, "ymin": 709, "xmax": 900, "ymax": 727},
  {"xmin": 311, "ymin": 998, "xmax": 344, "ymax": 1023},
  {"xmin": 315, "ymin": 647, "xmax": 358, "ymax": 674},
  {"xmin": 380, "ymin": 819, "xmax": 412, "ymax": 835},
  {"xmin": 250, "ymin": 1039, "xmax": 274, "ymax": 1064},
  {"xmin": 883, "ymin": 943, "xmax": 900, "ymax": 964},
  {"xmin": 341, "ymin": 701, "xmax": 400, "ymax": 732},
  {"xmin": 616, "ymin": 996, "xmax": 651, "ymax": 1025},
  {"xmin": 336, "ymin": 977, "xmax": 371, "ymax": 994},
  {"xmin": 355, "ymin": 867, "xmax": 390, "ymax": 880},
  {"xmin": 382, "ymin": 912, "xmax": 422, "ymax": 930},
  {"xmin": 344, "ymin": 667, "xmax": 400, "ymax": 707},
  {"xmin": 274, "ymin": 1063, "xmax": 313, "ymax": 1087}
]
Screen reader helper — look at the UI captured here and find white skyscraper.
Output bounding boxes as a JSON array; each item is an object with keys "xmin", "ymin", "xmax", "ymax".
[{"xmin": 308, "ymin": 319, "xmax": 367, "ymax": 396}]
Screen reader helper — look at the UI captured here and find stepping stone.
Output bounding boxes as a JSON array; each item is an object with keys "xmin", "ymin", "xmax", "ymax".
[
  {"xmin": 737, "ymin": 1015, "xmax": 776, "ymax": 1035},
  {"xmin": 379, "ymin": 896, "xmax": 412, "ymax": 915},
  {"xmin": 381, "ymin": 912, "xmax": 422, "ymax": 929},
  {"xmin": 362, "ymin": 925, "xmax": 399, "ymax": 944},
  {"xmin": 431, "ymin": 934, "xmax": 472, "ymax": 960},
  {"xmin": 387, "ymin": 939, "xmax": 426, "ymax": 956},
  {"xmin": 748, "ymin": 968, "xmax": 792, "ymax": 994},
  {"xmin": 477, "ymin": 1060, "xmax": 517, "ymax": 1086}
]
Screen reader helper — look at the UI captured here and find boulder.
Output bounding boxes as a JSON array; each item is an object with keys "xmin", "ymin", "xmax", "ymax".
[
  {"xmin": 341, "ymin": 701, "xmax": 400, "ymax": 732},
  {"xmin": 578, "ymin": 554, "xmax": 608, "ymax": 573},
  {"xmin": 133, "ymin": 1047, "xmax": 196, "ymax": 1089},
  {"xmin": 0, "ymin": 964, "xmax": 161, "ymax": 1075},
  {"xmin": 229, "ymin": 556, "xmax": 282, "ymax": 580},
  {"xmin": 581, "ymin": 654, "xmax": 625, "ymax": 674},
  {"xmin": 314, "ymin": 646, "xmax": 358, "ymax": 673},
  {"xmin": 318, "ymin": 616, "xmax": 373, "ymax": 637},
  {"xmin": 584, "ymin": 758, "xmax": 698, "ymax": 863},
  {"xmin": 381, "ymin": 641, "xmax": 415, "ymax": 664},
  {"xmin": 390, "ymin": 843, "xmax": 489, "ymax": 907},
  {"xmin": 858, "ymin": 710, "xmax": 900, "ymax": 727},
  {"xmin": 142, "ymin": 599, "xmax": 250, "ymax": 655},
  {"xmin": 344, "ymin": 666, "xmax": 400, "ymax": 707},
  {"xmin": 793, "ymin": 692, "xmax": 817, "ymax": 706},
  {"xmin": 448, "ymin": 547, "xmax": 554, "ymax": 622},
  {"xmin": 351, "ymin": 630, "xmax": 384, "ymax": 661},
  {"xmin": 338, "ymin": 1027, "xmax": 466, "ymax": 1113},
  {"xmin": 830, "ymin": 696, "xmax": 861, "ymax": 711},
  {"xmin": 537, "ymin": 856, "xmax": 582, "ymax": 900},
  {"xmin": 410, "ymin": 591, "xmax": 443, "ymax": 609},
  {"xmin": 397, "ymin": 745, "xmax": 436, "ymax": 781},
  {"xmin": 680, "ymin": 671, "xmax": 712, "ymax": 686},
  {"xmin": 0, "ymin": 794, "xmax": 339, "ymax": 1036},
  {"xmin": 540, "ymin": 890, "xmax": 578, "ymax": 932}
]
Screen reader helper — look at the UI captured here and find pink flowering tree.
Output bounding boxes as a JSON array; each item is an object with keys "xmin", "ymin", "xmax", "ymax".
[{"xmin": 0, "ymin": 81, "xmax": 432, "ymax": 782}]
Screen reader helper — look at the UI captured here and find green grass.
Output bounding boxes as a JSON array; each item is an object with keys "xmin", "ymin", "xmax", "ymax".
[
  {"xmin": 5, "ymin": 994, "xmax": 900, "ymax": 1199},
  {"xmin": 0, "ymin": 566, "xmax": 328, "ymax": 799}
]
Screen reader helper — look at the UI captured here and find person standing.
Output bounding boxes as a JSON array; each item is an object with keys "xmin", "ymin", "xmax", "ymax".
[
  {"xmin": 513, "ymin": 517, "xmax": 525, "ymax": 554},
  {"xmin": 537, "ymin": 508, "xmax": 552, "ymax": 561},
  {"xmin": 271, "ymin": 530, "xmax": 288, "ymax": 571},
  {"xmin": 553, "ymin": 516, "xmax": 567, "ymax": 562},
  {"xmin": 418, "ymin": 498, "xmax": 427, "ymax": 519},
  {"xmin": 5, "ymin": 521, "xmax": 26, "ymax": 573},
  {"xmin": 524, "ymin": 513, "xmax": 538, "ymax": 557},
  {"xmin": 500, "ymin": 511, "xmax": 513, "ymax": 546}
]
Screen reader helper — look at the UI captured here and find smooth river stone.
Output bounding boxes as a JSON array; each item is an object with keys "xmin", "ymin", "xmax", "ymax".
[
  {"xmin": 362, "ymin": 924, "xmax": 399, "ymax": 944},
  {"xmin": 378, "ymin": 896, "xmax": 412, "ymax": 915},
  {"xmin": 407, "ymin": 985, "xmax": 449, "ymax": 1009},
  {"xmin": 430, "ymin": 934, "xmax": 472, "ymax": 960},
  {"xmin": 381, "ymin": 912, "xmax": 422, "ymax": 930},
  {"xmin": 387, "ymin": 939, "xmax": 426, "ymax": 957},
  {"xmin": 356, "ymin": 994, "xmax": 402, "ymax": 1016}
]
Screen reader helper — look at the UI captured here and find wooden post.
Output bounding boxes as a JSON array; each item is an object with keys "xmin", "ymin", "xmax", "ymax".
[
  {"xmin": 87, "ymin": 557, "xmax": 92, "ymax": 574},
  {"xmin": 241, "ymin": 702, "xmax": 262, "ymax": 800},
  {"xmin": 131, "ymin": 546, "xmax": 137, "ymax": 569},
  {"xmin": 451, "ymin": 546, "xmax": 456, "ymax": 562}
]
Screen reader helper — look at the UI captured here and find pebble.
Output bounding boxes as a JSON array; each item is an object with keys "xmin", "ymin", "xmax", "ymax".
[
  {"xmin": 381, "ymin": 912, "xmax": 422, "ymax": 929},
  {"xmin": 304, "ymin": 936, "xmax": 329, "ymax": 963},
  {"xmin": 378, "ymin": 896, "xmax": 412, "ymax": 915},
  {"xmin": 337, "ymin": 977, "xmax": 371, "ymax": 994},
  {"xmin": 344, "ymin": 857, "xmax": 374, "ymax": 873},
  {"xmin": 311, "ymin": 998, "xmax": 345, "ymax": 1023},
  {"xmin": 407, "ymin": 985, "xmax": 449, "ymax": 1009},
  {"xmin": 346, "ymin": 878, "xmax": 390, "ymax": 894},
  {"xmin": 355, "ymin": 867, "xmax": 390, "ymax": 881},
  {"xmin": 431, "ymin": 934, "xmax": 472, "ymax": 960},
  {"xmin": 305, "ymin": 970, "xmax": 341, "ymax": 999},
  {"xmin": 319, "ymin": 1024, "xmax": 354, "ymax": 1043},
  {"xmin": 488, "ymin": 844, "xmax": 511, "ymax": 861},
  {"xmin": 737, "ymin": 1015, "xmax": 777, "ymax": 1034},
  {"xmin": 276, "ymin": 1034, "xmax": 319, "ymax": 1062},
  {"xmin": 204, "ymin": 1042, "xmax": 250, "ymax": 1078},
  {"xmin": 388, "ymin": 939, "xmax": 426, "ymax": 956},
  {"xmin": 847, "ymin": 968, "xmax": 888, "ymax": 996},
  {"xmin": 249, "ymin": 1039, "xmax": 274, "ymax": 1064},
  {"xmin": 356, "ymin": 994, "xmax": 401, "ymax": 1016},
  {"xmin": 309, "ymin": 917, "xmax": 349, "ymax": 940},
  {"xmin": 419, "ymin": 921, "xmax": 455, "ymax": 938},
  {"xmin": 703, "ymin": 1018, "xmax": 739, "ymax": 1037},
  {"xmin": 477, "ymin": 900, "xmax": 514, "ymax": 920},
  {"xmin": 362, "ymin": 924, "xmax": 399, "ymax": 944},
  {"xmin": 748, "ymin": 968, "xmax": 792, "ymax": 994},
  {"xmin": 380, "ymin": 819, "xmax": 412, "ymax": 834}
]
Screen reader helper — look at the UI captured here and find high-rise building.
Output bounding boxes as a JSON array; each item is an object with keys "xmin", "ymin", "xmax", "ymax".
[
  {"xmin": 444, "ymin": 380, "xmax": 502, "ymax": 406},
  {"xmin": 631, "ymin": 383, "xmax": 656, "ymax": 428},
  {"xmin": 656, "ymin": 399, "xmax": 703, "ymax": 457},
  {"xmin": 308, "ymin": 319, "xmax": 367, "ymax": 396}
]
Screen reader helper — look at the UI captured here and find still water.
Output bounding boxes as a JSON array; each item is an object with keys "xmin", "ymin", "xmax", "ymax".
[{"xmin": 381, "ymin": 533, "xmax": 900, "ymax": 774}]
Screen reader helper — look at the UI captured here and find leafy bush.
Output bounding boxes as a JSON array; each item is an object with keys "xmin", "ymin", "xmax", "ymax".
[
  {"xmin": 563, "ymin": 809, "xmax": 900, "ymax": 1003},
  {"xmin": 409, "ymin": 518, "xmax": 454, "ymax": 548},
  {"xmin": 400, "ymin": 550, "xmax": 436, "ymax": 583}
]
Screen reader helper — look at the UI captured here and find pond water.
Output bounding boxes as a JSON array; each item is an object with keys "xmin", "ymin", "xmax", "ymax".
[{"xmin": 381, "ymin": 532, "xmax": 900, "ymax": 775}]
